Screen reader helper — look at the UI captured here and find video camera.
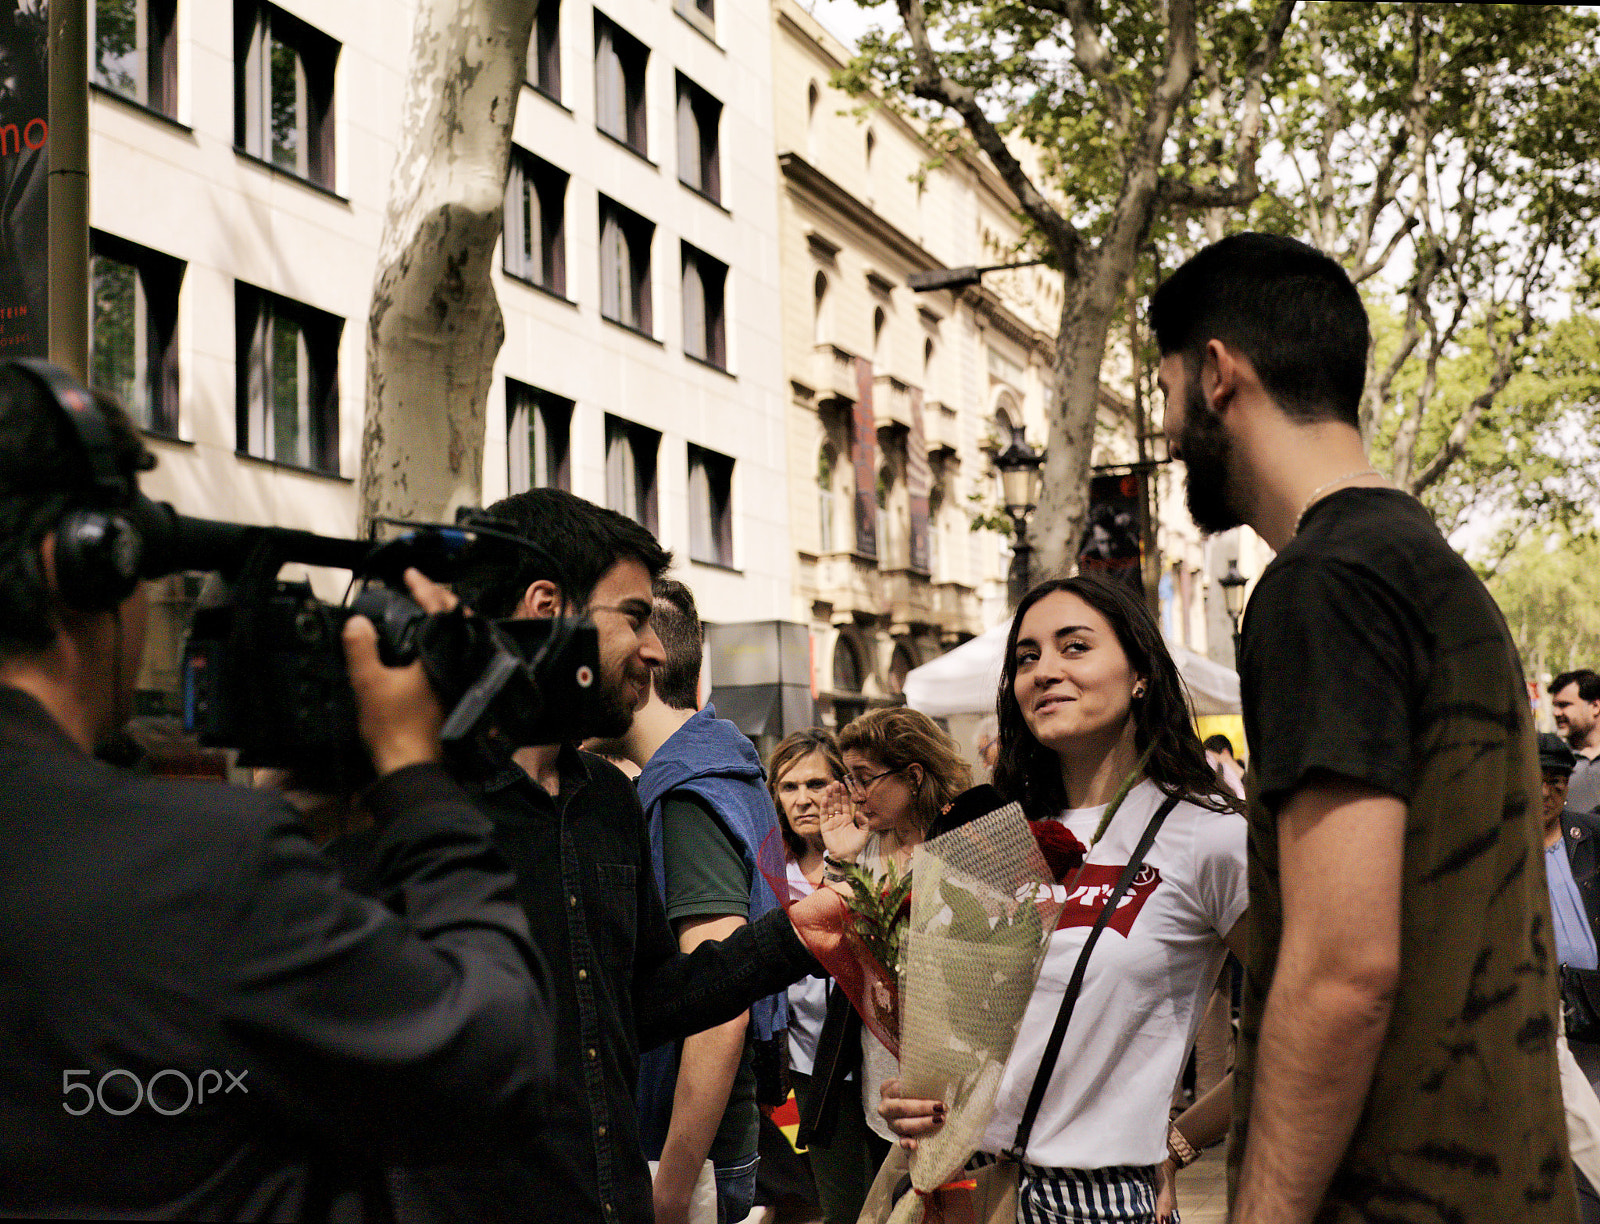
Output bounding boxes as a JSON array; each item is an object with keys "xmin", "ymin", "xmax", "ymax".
[{"xmin": 127, "ymin": 499, "xmax": 600, "ymax": 783}]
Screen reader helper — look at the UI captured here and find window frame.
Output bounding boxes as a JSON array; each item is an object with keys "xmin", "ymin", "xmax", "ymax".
[
  {"xmin": 503, "ymin": 147, "xmax": 568, "ymax": 297},
  {"xmin": 675, "ymin": 73, "xmax": 721, "ymax": 205},
  {"xmin": 680, "ymin": 242, "xmax": 727, "ymax": 371},
  {"xmin": 90, "ymin": 230, "xmax": 184, "ymax": 438},
  {"xmin": 92, "ymin": 0, "xmax": 178, "ymax": 116},
  {"xmin": 234, "ymin": 0, "xmax": 339, "ymax": 191},
  {"xmin": 598, "ymin": 195, "xmax": 655, "ymax": 337},
  {"xmin": 594, "ymin": 12, "xmax": 649, "ymax": 160},
  {"xmin": 604, "ymin": 414, "xmax": 660, "ymax": 534},
  {"xmin": 234, "ymin": 282, "xmax": 343, "ymax": 475},
  {"xmin": 687, "ymin": 443, "xmax": 734, "ymax": 568},
  {"xmin": 528, "ymin": 0, "xmax": 561, "ymax": 102},
  {"xmin": 506, "ymin": 379, "xmax": 573, "ymax": 493}
]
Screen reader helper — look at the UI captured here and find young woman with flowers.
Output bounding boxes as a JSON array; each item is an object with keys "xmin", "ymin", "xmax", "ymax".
[{"xmin": 881, "ymin": 575, "xmax": 1248, "ymax": 1224}]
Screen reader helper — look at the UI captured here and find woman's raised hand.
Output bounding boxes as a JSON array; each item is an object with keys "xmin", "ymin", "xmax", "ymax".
[{"xmin": 818, "ymin": 780, "xmax": 870, "ymax": 862}]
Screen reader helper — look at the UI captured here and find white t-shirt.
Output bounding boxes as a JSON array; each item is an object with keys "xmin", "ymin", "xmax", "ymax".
[
  {"xmin": 979, "ymin": 780, "xmax": 1248, "ymax": 1169},
  {"xmin": 785, "ymin": 861, "xmax": 829, "ymax": 1077}
]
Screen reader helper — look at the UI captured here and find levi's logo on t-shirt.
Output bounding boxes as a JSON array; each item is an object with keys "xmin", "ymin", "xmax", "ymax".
[{"xmin": 1055, "ymin": 863, "xmax": 1162, "ymax": 935}]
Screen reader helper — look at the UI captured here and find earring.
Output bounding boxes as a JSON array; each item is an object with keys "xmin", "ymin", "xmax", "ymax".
[{"xmin": 1133, "ymin": 683, "xmax": 1147, "ymax": 699}]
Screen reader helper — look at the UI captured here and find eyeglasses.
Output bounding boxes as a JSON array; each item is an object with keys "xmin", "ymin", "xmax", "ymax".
[
  {"xmin": 587, "ymin": 603, "xmax": 654, "ymax": 635},
  {"xmin": 844, "ymin": 765, "xmax": 902, "ymax": 798}
]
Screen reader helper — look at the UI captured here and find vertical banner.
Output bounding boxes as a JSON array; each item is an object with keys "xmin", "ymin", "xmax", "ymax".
[
  {"xmin": 0, "ymin": 1, "xmax": 49, "ymax": 357},
  {"xmin": 852, "ymin": 357, "xmax": 878, "ymax": 559},
  {"xmin": 907, "ymin": 386, "xmax": 930, "ymax": 573},
  {"xmin": 1077, "ymin": 472, "xmax": 1144, "ymax": 594}
]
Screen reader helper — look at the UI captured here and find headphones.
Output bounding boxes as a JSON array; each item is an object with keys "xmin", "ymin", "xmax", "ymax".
[{"xmin": 8, "ymin": 359, "xmax": 145, "ymax": 613}]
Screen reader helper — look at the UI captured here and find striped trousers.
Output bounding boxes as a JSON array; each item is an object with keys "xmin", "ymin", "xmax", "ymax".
[{"xmin": 971, "ymin": 1153, "xmax": 1173, "ymax": 1224}]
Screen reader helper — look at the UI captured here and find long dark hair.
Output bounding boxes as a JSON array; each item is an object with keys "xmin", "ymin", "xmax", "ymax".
[{"xmin": 991, "ymin": 574, "xmax": 1238, "ymax": 820}]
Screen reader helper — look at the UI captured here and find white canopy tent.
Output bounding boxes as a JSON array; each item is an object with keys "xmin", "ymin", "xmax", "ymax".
[{"xmin": 903, "ymin": 621, "xmax": 1241, "ymax": 718}]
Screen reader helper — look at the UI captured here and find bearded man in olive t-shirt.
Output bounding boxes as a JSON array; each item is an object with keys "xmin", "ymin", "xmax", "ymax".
[{"xmin": 1152, "ymin": 233, "xmax": 1573, "ymax": 1224}]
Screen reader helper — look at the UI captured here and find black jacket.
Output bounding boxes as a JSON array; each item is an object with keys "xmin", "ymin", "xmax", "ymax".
[
  {"xmin": 0, "ymin": 686, "xmax": 549, "ymax": 1220},
  {"xmin": 344, "ymin": 748, "xmax": 823, "ymax": 1224},
  {"xmin": 1563, "ymin": 805, "xmax": 1600, "ymax": 938}
]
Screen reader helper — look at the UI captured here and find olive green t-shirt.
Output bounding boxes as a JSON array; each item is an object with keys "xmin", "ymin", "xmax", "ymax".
[
  {"xmin": 661, "ymin": 794, "xmax": 759, "ymax": 1167},
  {"xmin": 1232, "ymin": 489, "xmax": 1573, "ymax": 1223}
]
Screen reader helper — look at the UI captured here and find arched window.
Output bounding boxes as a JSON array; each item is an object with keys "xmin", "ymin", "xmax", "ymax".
[
  {"xmin": 923, "ymin": 337, "xmax": 936, "ymax": 396},
  {"xmin": 927, "ymin": 476, "xmax": 944, "ymax": 577},
  {"xmin": 872, "ymin": 306, "xmax": 887, "ymax": 368},
  {"xmin": 813, "ymin": 271, "xmax": 830, "ymax": 346},
  {"xmin": 888, "ymin": 643, "xmax": 915, "ymax": 696},
  {"xmin": 832, "ymin": 637, "xmax": 868, "ymax": 727}
]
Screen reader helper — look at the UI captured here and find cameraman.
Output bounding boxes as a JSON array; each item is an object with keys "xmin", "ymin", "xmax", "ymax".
[{"xmin": 0, "ymin": 362, "xmax": 550, "ymax": 1219}]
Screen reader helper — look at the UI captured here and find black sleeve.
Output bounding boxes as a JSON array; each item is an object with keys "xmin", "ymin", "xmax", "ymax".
[
  {"xmin": 217, "ymin": 764, "xmax": 549, "ymax": 1160},
  {"xmin": 635, "ymin": 907, "xmax": 821, "ymax": 1053},
  {"xmin": 1242, "ymin": 558, "xmax": 1422, "ymax": 813}
]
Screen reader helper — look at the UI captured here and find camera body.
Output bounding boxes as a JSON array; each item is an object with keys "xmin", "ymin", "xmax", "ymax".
[{"xmin": 164, "ymin": 513, "xmax": 600, "ymax": 783}]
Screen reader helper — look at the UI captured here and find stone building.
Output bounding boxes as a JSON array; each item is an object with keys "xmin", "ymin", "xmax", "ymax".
[{"xmin": 771, "ymin": 0, "xmax": 1062, "ymax": 728}]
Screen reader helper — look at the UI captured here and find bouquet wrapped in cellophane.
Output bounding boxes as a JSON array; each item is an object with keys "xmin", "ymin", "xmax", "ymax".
[
  {"xmin": 880, "ymin": 798, "xmax": 1072, "ymax": 1223},
  {"xmin": 782, "ymin": 786, "xmax": 1081, "ymax": 1224}
]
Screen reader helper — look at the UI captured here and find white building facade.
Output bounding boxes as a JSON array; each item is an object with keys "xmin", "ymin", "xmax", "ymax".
[{"xmin": 80, "ymin": 0, "xmax": 791, "ymax": 708}]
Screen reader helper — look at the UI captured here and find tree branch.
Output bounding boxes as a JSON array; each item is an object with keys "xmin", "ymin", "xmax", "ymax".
[
  {"xmin": 893, "ymin": 0, "xmax": 1083, "ymax": 274},
  {"xmin": 1063, "ymin": 0, "xmax": 1132, "ymax": 138}
]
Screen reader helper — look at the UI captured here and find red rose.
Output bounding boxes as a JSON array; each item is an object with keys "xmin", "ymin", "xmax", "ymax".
[{"xmin": 1029, "ymin": 819, "xmax": 1087, "ymax": 883}]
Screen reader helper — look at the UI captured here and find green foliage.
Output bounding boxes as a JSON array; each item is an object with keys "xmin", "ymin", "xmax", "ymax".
[
  {"xmin": 839, "ymin": 856, "xmax": 913, "ymax": 978},
  {"xmin": 1486, "ymin": 532, "xmax": 1600, "ymax": 680},
  {"xmin": 1371, "ymin": 308, "xmax": 1600, "ymax": 555}
]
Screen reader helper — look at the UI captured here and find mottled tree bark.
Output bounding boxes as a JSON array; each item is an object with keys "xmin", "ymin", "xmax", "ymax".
[{"xmin": 360, "ymin": 0, "xmax": 537, "ymax": 528}]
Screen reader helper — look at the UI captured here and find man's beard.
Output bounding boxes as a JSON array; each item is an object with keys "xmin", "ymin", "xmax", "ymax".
[
  {"xmin": 585, "ymin": 663, "xmax": 648, "ymax": 739},
  {"xmin": 1179, "ymin": 380, "xmax": 1247, "ymax": 536}
]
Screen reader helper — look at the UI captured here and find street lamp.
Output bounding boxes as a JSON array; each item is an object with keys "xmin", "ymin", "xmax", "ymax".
[
  {"xmin": 994, "ymin": 424, "xmax": 1044, "ymax": 606},
  {"xmin": 1219, "ymin": 558, "xmax": 1248, "ymax": 664},
  {"xmin": 906, "ymin": 259, "xmax": 1047, "ymax": 294}
]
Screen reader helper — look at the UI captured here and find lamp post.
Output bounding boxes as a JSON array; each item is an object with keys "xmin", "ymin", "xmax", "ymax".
[
  {"xmin": 994, "ymin": 424, "xmax": 1044, "ymax": 607},
  {"xmin": 906, "ymin": 259, "xmax": 1047, "ymax": 294},
  {"xmin": 1219, "ymin": 558, "xmax": 1248, "ymax": 664}
]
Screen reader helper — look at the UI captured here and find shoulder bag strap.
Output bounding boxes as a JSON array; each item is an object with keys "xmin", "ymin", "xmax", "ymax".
[{"xmin": 1005, "ymin": 792, "xmax": 1181, "ymax": 1162}]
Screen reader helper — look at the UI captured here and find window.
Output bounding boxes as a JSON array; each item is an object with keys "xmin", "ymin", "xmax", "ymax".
[
  {"xmin": 817, "ymin": 444, "xmax": 836, "ymax": 553},
  {"xmin": 599, "ymin": 196, "xmax": 653, "ymax": 334},
  {"xmin": 528, "ymin": 0, "xmax": 560, "ymax": 100},
  {"xmin": 688, "ymin": 445, "xmax": 733, "ymax": 567},
  {"xmin": 236, "ymin": 284, "xmax": 341, "ymax": 473},
  {"xmin": 676, "ymin": 74, "xmax": 720, "ymax": 203},
  {"xmin": 674, "ymin": 0, "xmax": 714, "ymax": 37},
  {"xmin": 90, "ymin": 232, "xmax": 183, "ymax": 436},
  {"xmin": 872, "ymin": 306, "xmax": 887, "ymax": 367},
  {"xmin": 504, "ymin": 148, "xmax": 567, "ymax": 295},
  {"xmin": 605, "ymin": 415, "xmax": 659, "ymax": 532},
  {"xmin": 594, "ymin": 14, "xmax": 648, "ymax": 158},
  {"xmin": 506, "ymin": 379, "xmax": 572, "ymax": 492},
  {"xmin": 93, "ymin": 0, "xmax": 177, "ymax": 115},
  {"xmin": 681, "ymin": 243, "xmax": 726, "ymax": 369},
  {"xmin": 831, "ymin": 636, "xmax": 867, "ymax": 727},
  {"xmin": 812, "ymin": 272, "xmax": 829, "ymax": 345},
  {"xmin": 235, "ymin": 1, "xmax": 338, "ymax": 189}
]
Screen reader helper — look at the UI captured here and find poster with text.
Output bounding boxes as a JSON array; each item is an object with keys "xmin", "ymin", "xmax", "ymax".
[
  {"xmin": 1077, "ymin": 472, "xmax": 1144, "ymax": 594},
  {"xmin": 0, "ymin": 1, "xmax": 48, "ymax": 358}
]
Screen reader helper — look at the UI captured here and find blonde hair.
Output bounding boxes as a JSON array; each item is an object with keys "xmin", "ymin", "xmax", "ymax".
[{"xmin": 838, "ymin": 708, "xmax": 971, "ymax": 833}]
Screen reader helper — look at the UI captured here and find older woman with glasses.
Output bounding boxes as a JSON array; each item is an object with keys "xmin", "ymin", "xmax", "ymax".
[{"xmin": 803, "ymin": 708, "xmax": 973, "ymax": 1187}]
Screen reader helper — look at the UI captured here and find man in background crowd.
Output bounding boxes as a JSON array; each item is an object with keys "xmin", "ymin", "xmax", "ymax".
[
  {"xmin": 1554, "ymin": 670, "xmax": 1600, "ymax": 815},
  {"xmin": 593, "ymin": 577, "xmax": 785, "ymax": 1224}
]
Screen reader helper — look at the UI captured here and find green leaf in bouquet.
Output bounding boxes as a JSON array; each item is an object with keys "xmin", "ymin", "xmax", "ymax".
[{"xmin": 940, "ymin": 880, "xmax": 993, "ymax": 944}]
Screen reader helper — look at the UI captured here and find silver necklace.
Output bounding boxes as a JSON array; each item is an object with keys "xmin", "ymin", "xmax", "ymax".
[{"xmin": 1295, "ymin": 468, "xmax": 1380, "ymax": 534}]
